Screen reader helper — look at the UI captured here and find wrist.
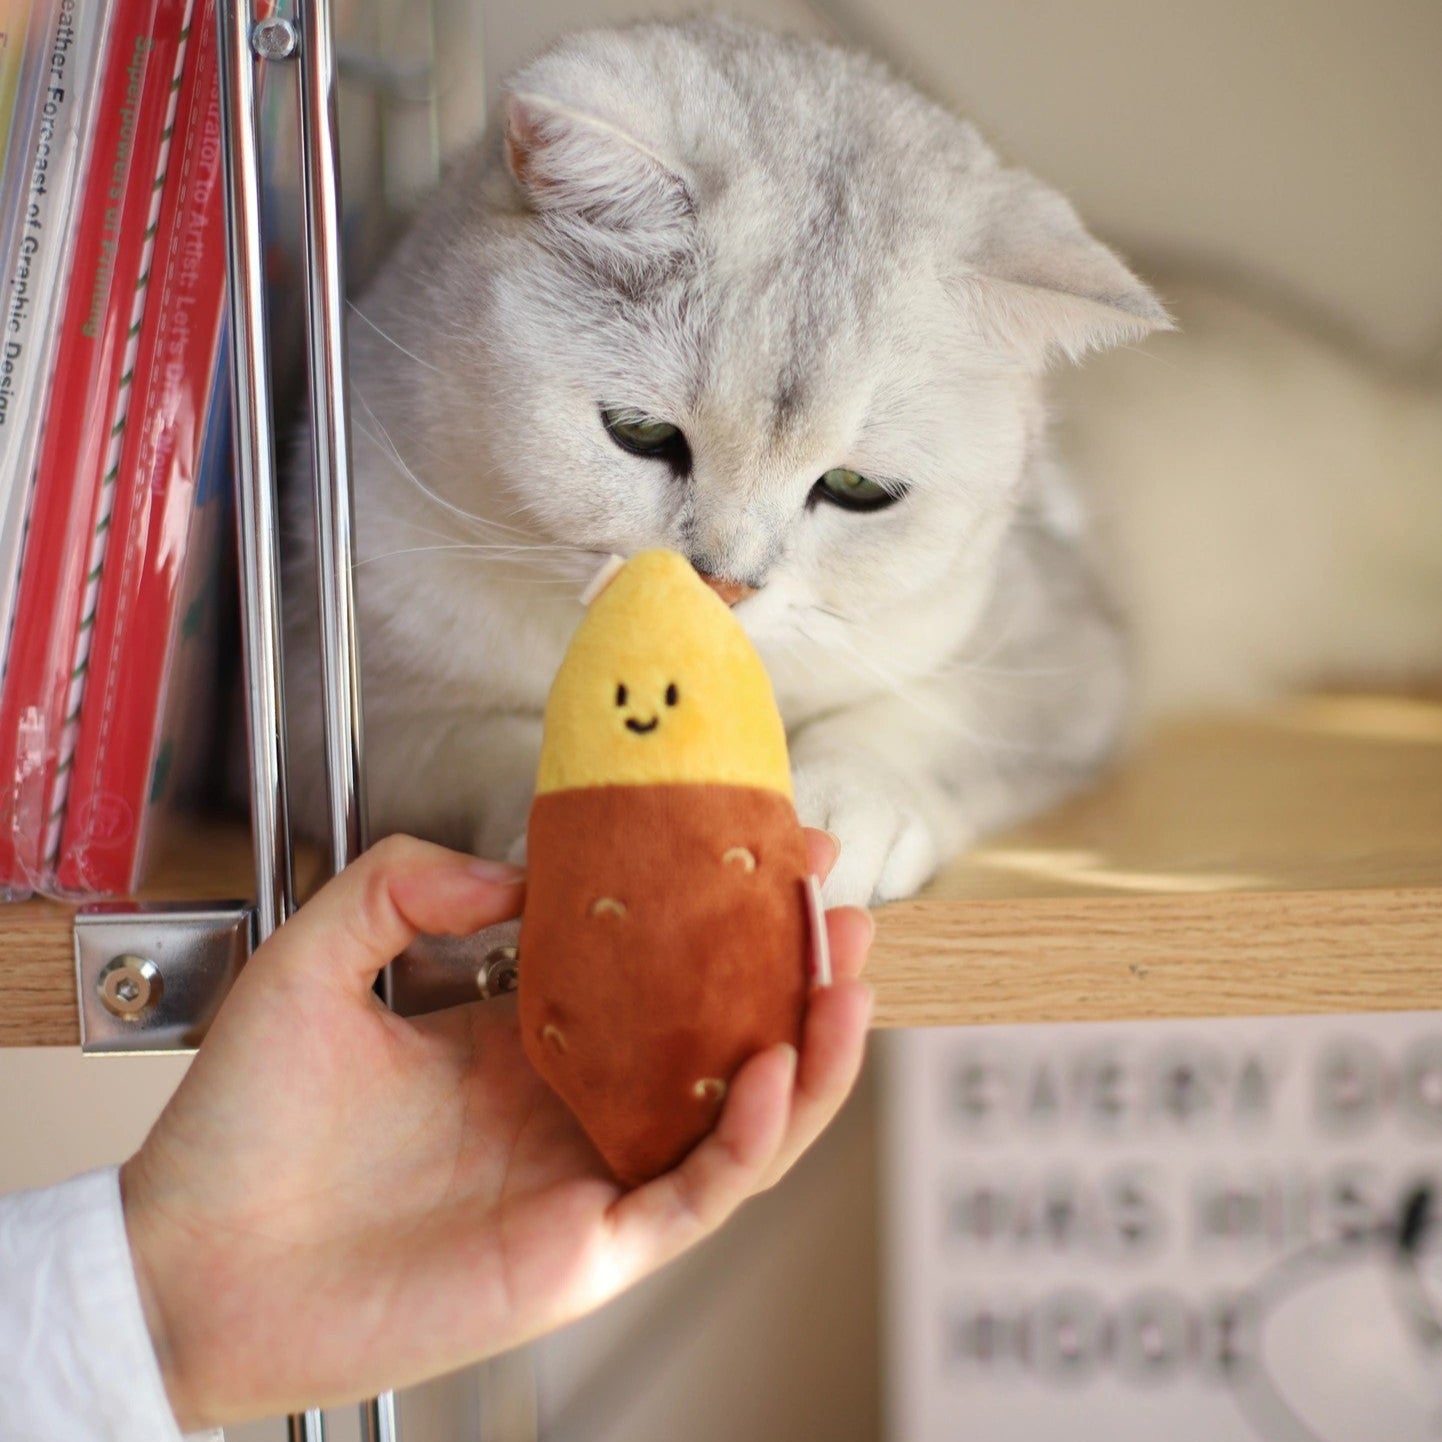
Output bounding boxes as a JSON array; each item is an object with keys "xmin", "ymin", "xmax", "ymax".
[{"xmin": 120, "ymin": 1156, "xmax": 202, "ymax": 1431}]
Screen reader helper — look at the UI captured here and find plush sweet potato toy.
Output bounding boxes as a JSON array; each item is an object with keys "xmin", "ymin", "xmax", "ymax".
[{"xmin": 518, "ymin": 549, "xmax": 826, "ymax": 1186}]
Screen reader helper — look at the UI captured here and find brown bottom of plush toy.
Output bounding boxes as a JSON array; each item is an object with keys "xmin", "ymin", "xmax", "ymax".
[{"xmin": 519, "ymin": 783, "xmax": 810, "ymax": 1186}]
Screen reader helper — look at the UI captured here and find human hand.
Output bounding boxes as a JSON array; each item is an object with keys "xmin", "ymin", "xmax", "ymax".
[{"xmin": 120, "ymin": 832, "xmax": 873, "ymax": 1429}]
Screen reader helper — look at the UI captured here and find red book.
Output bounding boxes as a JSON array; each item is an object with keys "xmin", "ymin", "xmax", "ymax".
[
  {"xmin": 54, "ymin": 0, "xmax": 223, "ymax": 895},
  {"xmin": 0, "ymin": 0, "xmax": 192, "ymax": 892}
]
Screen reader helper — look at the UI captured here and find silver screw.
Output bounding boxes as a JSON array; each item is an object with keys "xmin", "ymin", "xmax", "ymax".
[
  {"xmin": 251, "ymin": 15, "xmax": 298, "ymax": 61},
  {"xmin": 476, "ymin": 945, "xmax": 519, "ymax": 1000},
  {"xmin": 97, "ymin": 956, "xmax": 163, "ymax": 1021}
]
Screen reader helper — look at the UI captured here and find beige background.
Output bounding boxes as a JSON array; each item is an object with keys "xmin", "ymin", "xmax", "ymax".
[{"xmin": 2, "ymin": 0, "xmax": 1438, "ymax": 1437}]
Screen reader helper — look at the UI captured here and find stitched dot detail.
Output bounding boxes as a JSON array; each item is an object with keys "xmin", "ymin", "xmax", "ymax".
[
  {"xmin": 721, "ymin": 847, "xmax": 756, "ymax": 873},
  {"xmin": 541, "ymin": 1024, "xmax": 567, "ymax": 1054},
  {"xmin": 693, "ymin": 1077, "xmax": 727, "ymax": 1103},
  {"xmin": 590, "ymin": 897, "xmax": 627, "ymax": 919}
]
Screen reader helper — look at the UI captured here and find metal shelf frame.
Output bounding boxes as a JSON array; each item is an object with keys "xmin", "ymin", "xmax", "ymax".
[{"xmin": 214, "ymin": 0, "xmax": 377, "ymax": 1435}]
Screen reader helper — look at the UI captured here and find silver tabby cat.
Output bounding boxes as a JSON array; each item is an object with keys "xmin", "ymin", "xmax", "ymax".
[{"xmin": 286, "ymin": 17, "xmax": 1170, "ymax": 905}]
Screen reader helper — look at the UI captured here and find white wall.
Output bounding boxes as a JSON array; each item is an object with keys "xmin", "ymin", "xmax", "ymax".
[{"xmin": 820, "ymin": 0, "xmax": 1442, "ymax": 363}]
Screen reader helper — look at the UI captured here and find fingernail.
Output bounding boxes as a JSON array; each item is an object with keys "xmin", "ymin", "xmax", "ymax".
[
  {"xmin": 862, "ymin": 985, "xmax": 877, "ymax": 1028},
  {"xmin": 823, "ymin": 830, "xmax": 843, "ymax": 860},
  {"xmin": 468, "ymin": 857, "xmax": 526, "ymax": 885},
  {"xmin": 778, "ymin": 1042, "xmax": 799, "ymax": 1080},
  {"xmin": 845, "ymin": 906, "xmax": 876, "ymax": 948}
]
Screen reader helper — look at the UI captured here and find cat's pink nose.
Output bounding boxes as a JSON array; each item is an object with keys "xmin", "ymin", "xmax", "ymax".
[{"xmin": 695, "ymin": 571, "xmax": 758, "ymax": 607}]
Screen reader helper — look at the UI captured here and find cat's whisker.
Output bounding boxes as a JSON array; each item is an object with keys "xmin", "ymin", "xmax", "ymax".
[
  {"xmin": 937, "ymin": 671, "xmax": 1086, "ymax": 704},
  {"xmin": 369, "ymin": 519, "xmax": 466, "ymax": 549},
  {"xmin": 791, "ymin": 608, "xmax": 1013, "ymax": 764},
  {"xmin": 794, "ymin": 615, "xmax": 1021, "ymax": 742},
  {"xmin": 357, "ymin": 544, "xmax": 494, "ymax": 569},
  {"xmin": 353, "ymin": 402, "xmax": 528, "ymax": 520},
  {"xmin": 355, "ymin": 540, "xmax": 590, "ymax": 568},
  {"xmin": 351, "ymin": 504, "xmax": 476, "ymax": 548},
  {"xmin": 791, "ymin": 601, "xmax": 1043, "ymax": 733},
  {"xmin": 799, "ymin": 629, "xmax": 1028, "ymax": 768},
  {"xmin": 351, "ymin": 485, "xmax": 606, "ymax": 589},
  {"xmin": 347, "ymin": 300, "xmax": 445, "ymax": 374},
  {"xmin": 787, "ymin": 613, "xmax": 920, "ymax": 705},
  {"xmin": 353, "ymin": 400, "xmax": 532, "ymax": 542}
]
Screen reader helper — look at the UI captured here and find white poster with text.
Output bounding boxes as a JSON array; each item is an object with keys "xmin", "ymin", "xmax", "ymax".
[{"xmin": 883, "ymin": 1014, "xmax": 1442, "ymax": 1442}]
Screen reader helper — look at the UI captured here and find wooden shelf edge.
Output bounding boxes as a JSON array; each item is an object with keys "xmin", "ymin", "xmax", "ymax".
[
  {"xmin": 870, "ymin": 885, "xmax": 1442, "ymax": 1028},
  {"xmin": 4, "ymin": 903, "xmax": 81, "ymax": 1047},
  {"xmin": 0, "ymin": 819, "xmax": 319, "ymax": 1048},
  {"xmin": 5, "ymin": 882, "xmax": 1438, "ymax": 1047}
]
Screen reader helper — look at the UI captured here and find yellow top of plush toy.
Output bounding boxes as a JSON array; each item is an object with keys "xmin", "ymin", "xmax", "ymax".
[{"xmin": 536, "ymin": 550, "xmax": 792, "ymax": 799}]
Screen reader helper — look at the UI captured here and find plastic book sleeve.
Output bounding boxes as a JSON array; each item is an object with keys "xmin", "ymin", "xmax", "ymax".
[
  {"xmin": 55, "ymin": 0, "xmax": 225, "ymax": 897},
  {"xmin": 0, "ymin": 0, "xmax": 192, "ymax": 898}
]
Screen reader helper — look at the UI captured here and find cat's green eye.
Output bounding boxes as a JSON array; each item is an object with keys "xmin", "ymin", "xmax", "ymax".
[
  {"xmin": 601, "ymin": 408, "xmax": 685, "ymax": 459},
  {"xmin": 813, "ymin": 467, "xmax": 905, "ymax": 513}
]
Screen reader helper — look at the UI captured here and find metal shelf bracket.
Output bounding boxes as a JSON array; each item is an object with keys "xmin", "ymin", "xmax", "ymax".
[{"xmin": 75, "ymin": 903, "xmax": 255, "ymax": 1054}]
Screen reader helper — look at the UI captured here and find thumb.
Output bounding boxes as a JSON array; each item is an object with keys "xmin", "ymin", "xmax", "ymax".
[{"xmin": 248, "ymin": 834, "xmax": 526, "ymax": 996}]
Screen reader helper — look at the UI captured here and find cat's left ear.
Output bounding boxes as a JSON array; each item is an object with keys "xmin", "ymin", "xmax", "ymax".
[
  {"xmin": 503, "ymin": 89, "xmax": 694, "ymax": 256},
  {"xmin": 950, "ymin": 167, "xmax": 1172, "ymax": 369}
]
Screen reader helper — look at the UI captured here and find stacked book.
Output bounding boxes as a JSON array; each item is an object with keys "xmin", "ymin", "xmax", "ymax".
[{"xmin": 0, "ymin": 0, "xmax": 231, "ymax": 899}]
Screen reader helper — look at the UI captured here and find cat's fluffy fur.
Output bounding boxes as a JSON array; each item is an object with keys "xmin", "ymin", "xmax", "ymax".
[{"xmin": 286, "ymin": 17, "xmax": 1172, "ymax": 904}]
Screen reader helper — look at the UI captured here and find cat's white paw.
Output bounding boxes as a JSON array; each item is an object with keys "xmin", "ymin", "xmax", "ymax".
[{"xmin": 791, "ymin": 760, "xmax": 941, "ymax": 906}]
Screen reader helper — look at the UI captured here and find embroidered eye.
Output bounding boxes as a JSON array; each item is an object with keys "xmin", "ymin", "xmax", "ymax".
[
  {"xmin": 665, "ymin": 683, "xmax": 679, "ymax": 707},
  {"xmin": 615, "ymin": 683, "xmax": 628, "ymax": 706},
  {"xmin": 601, "ymin": 407, "xmax": 690, "ymax": 467},
  {"xmin": 812, "ymin": 467, "xmax": 906, "ymax": 513}
]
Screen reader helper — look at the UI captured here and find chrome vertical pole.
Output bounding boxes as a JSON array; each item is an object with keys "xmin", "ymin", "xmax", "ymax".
[
  {"xmin": 296, "ymin": 0, "xmax": 368, "ymax": 875},
  {"xmin": 217, "ymin": 3, "xmax": 319, "ymax": 1439},
  {"xmin": 361, "ymin": 1390, "xmax": 400, "ymax": 1442},
  {"xmin": 215, "ymin": 0, "xmax": 295, "ymax": 946},
  {"xmin": 294, "ymin": 0, "xmax": 388, "ymax": 1433}
]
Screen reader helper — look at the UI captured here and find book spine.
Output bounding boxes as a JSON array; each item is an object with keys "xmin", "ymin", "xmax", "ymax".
[
  {"xmin": 0, "ymin": 0, "xmax": 112, "ymax": 662},
  {"xmin": 0, "ymin": 0, "xmax": 112, "ymax": 888},
  {"xmin": 0, "ymin": 0, "xmax": 58, "ymax": 343},
  {"xmin": 55, "ymin": 0, "xmax": 222, "ymax": 895},
  {"xmin": 0, "ymin": 0, "xmax": 192, "ymax": 891},
  {"xmin": 41, "ymin": 0, "xmax": 195, "ymax": 868}
]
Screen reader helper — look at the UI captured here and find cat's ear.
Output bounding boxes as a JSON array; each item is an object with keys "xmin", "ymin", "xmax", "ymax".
[
  {"xmin": 503, "ymin": 90, "xmax": 694, "ymax": 253},
  {"xmin": 950, "ymin": 168, "xmax": 1171, "ymax": 369}
]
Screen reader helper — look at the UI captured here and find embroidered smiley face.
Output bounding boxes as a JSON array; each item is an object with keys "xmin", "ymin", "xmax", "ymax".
[
  {"xmin": 535, "ymin": 550, "xmax": 791, "ymax": 798},
  {"xmin": 615, "ymin": 680, "xmax": 679, "ymax": 735}
]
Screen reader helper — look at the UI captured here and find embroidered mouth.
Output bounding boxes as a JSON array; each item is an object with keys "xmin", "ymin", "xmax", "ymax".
[{"xmin": 625, "ymin": 716, "xmax": 659, "ymax": 734}]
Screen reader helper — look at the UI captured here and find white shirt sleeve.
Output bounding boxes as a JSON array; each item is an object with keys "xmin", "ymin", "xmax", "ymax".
[{"xmin": 0, "ymin": 1166, "xmax": 221, "ymax": 1442}]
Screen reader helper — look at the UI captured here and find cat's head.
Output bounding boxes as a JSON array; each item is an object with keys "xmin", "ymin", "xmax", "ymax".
[{"xmin": 390, "ymin": 19, "xmax": 1167, "ymax": 668}]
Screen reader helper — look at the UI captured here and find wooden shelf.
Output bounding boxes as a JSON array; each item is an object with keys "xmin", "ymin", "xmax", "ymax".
[
  {"xmin": 874, "ymin": 694, "xmax": 1442, "ymax": 1026},
  {"xmin": 3, "ymin": 695, "xmax": 1439, "ymax": 1046},
  {"xmin": 1, "ymin": 820, "xmax": 323, "ymax": 1047}
]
